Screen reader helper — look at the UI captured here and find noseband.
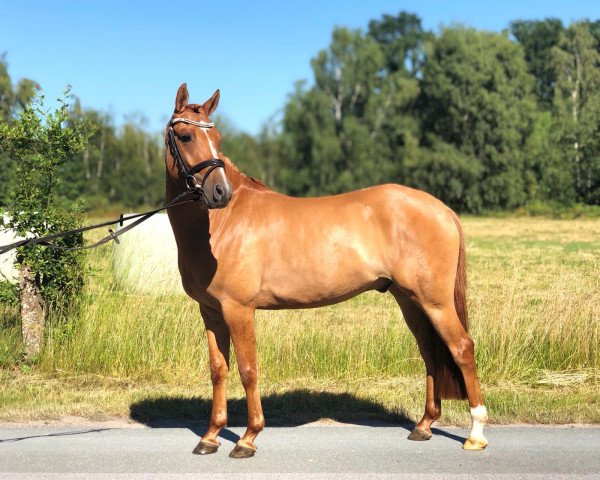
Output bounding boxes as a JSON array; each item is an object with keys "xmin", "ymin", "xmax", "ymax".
[{"xmin": 167, "ymin": 117, "xmax": 225, "ymax": 193}]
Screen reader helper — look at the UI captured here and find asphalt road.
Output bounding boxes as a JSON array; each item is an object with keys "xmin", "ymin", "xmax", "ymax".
[{"xmin": 0, "ymin": 424, "xmax": 599, "ymax": 479}]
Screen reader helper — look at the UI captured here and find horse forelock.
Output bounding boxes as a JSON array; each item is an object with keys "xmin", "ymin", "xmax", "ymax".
[{"xmin": 187, "ymin": 104, "xmax": 206, "ymax": 115}]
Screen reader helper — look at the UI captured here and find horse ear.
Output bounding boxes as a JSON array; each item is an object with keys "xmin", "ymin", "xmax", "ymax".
[
  {"xmin": 202, "ymin": 89, "xmax": 220, "ymax": 116},
  {"xmin": 174, "ymin": 83, "xmax": 189, "ymax": 113}
]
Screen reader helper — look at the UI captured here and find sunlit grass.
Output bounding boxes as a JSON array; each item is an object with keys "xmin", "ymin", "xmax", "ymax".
[{"xmin": 1, "ymin": 216, "xmax": 598, "ymax": 424}]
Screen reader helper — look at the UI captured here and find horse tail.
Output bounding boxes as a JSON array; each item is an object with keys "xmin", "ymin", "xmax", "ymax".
[
  {"xmin": 450, "ymin": 210, "xmax": 469, "ymax": 335},
  {"xmin": 431, "ymin": 210, "xmax": 469, "ymax": 399}
]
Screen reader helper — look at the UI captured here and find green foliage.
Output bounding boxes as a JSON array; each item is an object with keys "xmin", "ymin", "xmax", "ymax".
[
  {"xmin": 282, "ymin": 24, "xmax": 420, "ymax": 196},
  {"xmin": 55, "ymin": 105, "xmax": 165, "ymax": 210},
  {"xmin": 0, "ymin": 54, "xmax": 39, "ymax": 206},
  {"xmin": 419, "ymin": 27, "xmax": 537, "ymax": 211},
  {"xmin": 552, "ymin": 21, "xmax": 600, "ymax": 206},
  {"xmin": 279, "ymin": 15, "xmax": 600, "ymax": 213},
  {"xmin": 510, "ymin": 18, "xmax": 564, "ymax": 107},
  {"xmin": 367, "ymin": 11, "xmax": 433, "ymax": 76},
  {"xmin": 0, "ymin": 283, "xmax": 21, "ymax": 365},
  {"xmin": 0, "ymin": 54, "xmax": 39, "ymax": 122},
  {"xmin": 0, "ymin": 89, "xmax": 91, "ymax": 308},
  {"xmin": 276, "ymin": 14, "xmax": 600, "ymax": 212},
  {"xmin": 0, "ymin": 280, "xmax": 19, "ymax": 307},
  {"xmin": 523, "ymin": 111, "xmax": 575, "ymax": 203},
  {"xmin": 404, "ymin": 135, "xmax": 484, "ymax": 211},
  {"xmin": 1, "ymin": 59, "xmax": 167, "ymax": 212},
  {"xmin": 517, "ymin": 200, "xmax": 600, "ymax": 219}
]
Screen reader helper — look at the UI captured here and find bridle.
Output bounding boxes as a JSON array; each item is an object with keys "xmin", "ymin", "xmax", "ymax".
[{"xmin": 167, "ymin": 117, "xmax": 225, "ymax": 195}]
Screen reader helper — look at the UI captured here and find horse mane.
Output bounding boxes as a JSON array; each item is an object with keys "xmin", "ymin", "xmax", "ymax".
[{"xmin": 221, "ymin": 155, "xmax": 270, "ymax": 191}]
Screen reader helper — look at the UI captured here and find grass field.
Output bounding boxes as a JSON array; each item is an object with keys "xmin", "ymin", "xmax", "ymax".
[{"xmin": 0, "ymin": 217, "xmax": 598, "ymax": 426}]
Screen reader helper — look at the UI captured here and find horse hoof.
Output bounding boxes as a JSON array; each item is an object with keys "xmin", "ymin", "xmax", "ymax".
[
  {"xmin": 407, "ymin": 427, "xmax": 432, "ymax": 441},
  {"xmin": 463, "ymin": 436, "xmax": 488, "ymax": 451},
  {"xmin": 229, "ymin": 440, "xmax": 256, "ymax": 459},
  {"xmin": 193, "ymin": 440, "xmax": 219, "ymax": 455}
]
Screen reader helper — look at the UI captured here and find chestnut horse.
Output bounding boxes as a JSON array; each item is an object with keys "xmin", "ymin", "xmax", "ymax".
[{"xmin": 165, "ymin": 84, "xmax": 488, "ymax": 459}]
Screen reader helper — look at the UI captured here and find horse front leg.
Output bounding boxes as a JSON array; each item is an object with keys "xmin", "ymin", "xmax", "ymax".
[
  {"xmin": 223, "ymin": 303, "xmax": 264, "ymax": 458},
  {"xmin": 193, "ymin": 304, "xmax": 231, "ymax": 455}
]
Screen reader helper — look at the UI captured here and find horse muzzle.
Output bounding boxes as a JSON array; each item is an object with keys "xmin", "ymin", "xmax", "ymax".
[
  {"xmin": 202, "ymin": 168, "xmax": 233, "ymax": 209},
  {"xmin": 207, "ymin": 179, "xmax": 233, "ymax": 209}
]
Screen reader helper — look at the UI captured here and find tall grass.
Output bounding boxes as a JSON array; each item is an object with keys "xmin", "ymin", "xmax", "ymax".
[{"xmin": 36, "ymin": 217, "xmax": 599, "ymax": 390}]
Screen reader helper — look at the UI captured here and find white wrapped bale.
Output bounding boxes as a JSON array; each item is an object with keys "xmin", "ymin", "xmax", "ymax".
[
  {"xmin": 0, "ymin": 216, "xmax": 25, "ymax": 284},
  {"xmin": 112, "ymin": 213, "xmax": 185, "ymax": 295}
]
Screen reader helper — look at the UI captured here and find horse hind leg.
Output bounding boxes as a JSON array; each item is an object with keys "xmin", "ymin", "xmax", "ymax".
[
  {"xmin": 418, "ymin": 299, "xmax": 488, "ymax": 450},
  {"xmin": 390, "ymin": 211, "xmax": 487, "ymax": 450},
  {"xmin": 391, "ymin": 287, "xmax": 443, "ymax": 441}
]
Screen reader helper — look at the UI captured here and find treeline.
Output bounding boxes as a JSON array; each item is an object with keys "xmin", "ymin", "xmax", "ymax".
[
  {"xmin": 1, "ymin": 13, "xmax": 599, "ymax": 213},
  {"xmin": 269, "ymin": 14, "xmax": 600, "ymax": 212}
]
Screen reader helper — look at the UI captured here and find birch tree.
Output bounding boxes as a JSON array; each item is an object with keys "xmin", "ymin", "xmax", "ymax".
[{"xmin": 553, "ymin": 22, "xmax": 600, "ymax": 204}]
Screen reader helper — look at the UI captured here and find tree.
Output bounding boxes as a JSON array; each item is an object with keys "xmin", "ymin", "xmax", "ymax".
[
  {"xmin": 54, "ymin": 107, "xmax": 166, "ymax": 210},
  {"xmin": 522, "ymin": 110, "xmax": 576, "ymax": 204},
  {"xmin": 55, "ymin": 100, "xmax": 117, "ymax": 208},
  {"xmin": 368, "ymin": 11, "xmax": 432, "ymax": 77},
  {"xmin": 511, "ymin": 19, "xmax": 564, "ymax": 107},
  {"xmin": 404, "ymin": 135, "xmax": 484, "ymax": 210},
  {"xmin": 0, "ymin": 89, "xmax": 91, "ymax": 358},
  {"xmin": 282, "ymin": 26, "xmax": 416, "ymax": 195},
  {"xmin": 0, "ymin": 54, "xmax": 39, "ymax": 206},
  {"xmin": 418, "ymin": 27, "xmax": 537, "ymax": 211},
  {"xmin": 552, "ymin": 21, "xmax": 600, "ymax": 205}
]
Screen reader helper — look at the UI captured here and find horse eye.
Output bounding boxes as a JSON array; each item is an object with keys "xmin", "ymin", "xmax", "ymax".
[{"xmin": 180, "ymin": 134, "xmax": 192, "ymax": 143}]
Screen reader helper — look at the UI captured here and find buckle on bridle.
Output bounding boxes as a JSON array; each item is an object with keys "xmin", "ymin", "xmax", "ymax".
[{"xmin": 185, "ymin": 175, "xmax": 201, "ymax": 191}]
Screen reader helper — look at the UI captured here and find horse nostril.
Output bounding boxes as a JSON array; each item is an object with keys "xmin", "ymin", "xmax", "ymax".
[{"xmin": 213, "ymin": 184, "xmax": 224, "ymax": 201}]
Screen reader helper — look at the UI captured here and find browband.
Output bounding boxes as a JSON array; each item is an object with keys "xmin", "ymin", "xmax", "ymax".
[{"xmin": 171, "ymin": 117, "xmax": 214, "ymax": 128}]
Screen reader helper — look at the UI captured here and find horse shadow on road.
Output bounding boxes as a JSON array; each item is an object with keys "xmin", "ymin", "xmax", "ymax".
[{"xmin": 129, "ymin": 390, "xmax": 466, "ymax": 445}]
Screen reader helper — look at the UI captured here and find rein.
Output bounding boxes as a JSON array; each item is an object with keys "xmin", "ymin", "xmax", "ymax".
[{"xmin": 0, "ymin": 189, "xmax": 201, "ymax": 255}]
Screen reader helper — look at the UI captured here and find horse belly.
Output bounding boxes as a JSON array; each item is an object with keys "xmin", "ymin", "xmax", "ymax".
[{"xmin": 257, "ymin": 224, "xmax": 389, "ymax": 309}]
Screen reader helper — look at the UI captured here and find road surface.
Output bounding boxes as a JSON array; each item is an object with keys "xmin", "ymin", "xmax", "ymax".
[{"xmin": 0, "ymin": 424, "xmax": 598, "ymax": 479}]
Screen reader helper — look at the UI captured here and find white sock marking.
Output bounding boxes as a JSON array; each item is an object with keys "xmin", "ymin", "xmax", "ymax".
[{"xmin": 469, "ymin": 405, "xmax": 487, "ymax": 440}]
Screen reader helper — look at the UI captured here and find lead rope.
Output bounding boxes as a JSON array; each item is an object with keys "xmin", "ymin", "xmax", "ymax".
[{"xmin": 0, "ymin": 189, "xmax": 199, "ymax": 255}]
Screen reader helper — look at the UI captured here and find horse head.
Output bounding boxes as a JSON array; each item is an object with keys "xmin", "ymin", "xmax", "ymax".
[{"xmin": 165, "ymin": 83, "xmax": 232, "ymax": 208}]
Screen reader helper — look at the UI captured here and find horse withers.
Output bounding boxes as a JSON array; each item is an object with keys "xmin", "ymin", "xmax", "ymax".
[{"xmin": 165, "ymin": 83, "xmax": 488, "ymax": 458}]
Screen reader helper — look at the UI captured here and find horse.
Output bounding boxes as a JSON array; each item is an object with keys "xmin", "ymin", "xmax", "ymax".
[{"xmin": 165, "ymin": 84, "xmax": 488, "ymax": 459}]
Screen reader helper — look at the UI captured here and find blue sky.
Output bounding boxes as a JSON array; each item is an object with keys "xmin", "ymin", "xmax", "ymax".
[{"xmin": 2, "ymin": 0, "xmax": 599, "ymax": 134}]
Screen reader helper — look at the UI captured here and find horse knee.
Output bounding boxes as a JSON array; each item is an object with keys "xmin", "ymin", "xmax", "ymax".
[
  {"xmin": 451, "ymin": 336, "xmax": 475, "ymax": 369},
  {"xmin": 238, "ymin": 364, "xmax": 258, "ymax": 389}
]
